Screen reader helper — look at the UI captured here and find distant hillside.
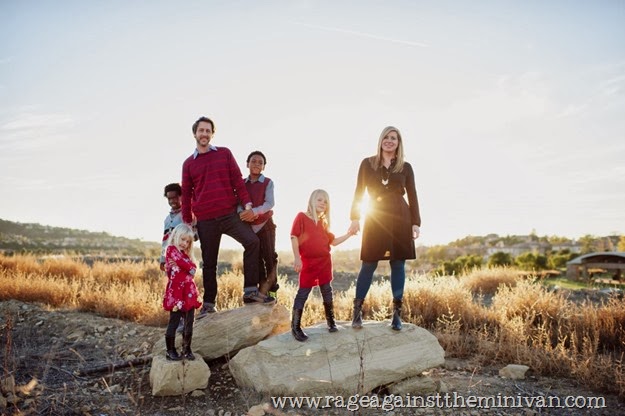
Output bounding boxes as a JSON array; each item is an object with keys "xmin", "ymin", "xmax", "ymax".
[{"xmin": 0, "ymin": 219, "xmax": 159, "ymax": 256}]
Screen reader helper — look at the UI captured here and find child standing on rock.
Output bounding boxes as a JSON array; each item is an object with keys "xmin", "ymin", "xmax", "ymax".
[
  {"xmin": 290, "ymin": 189, "xmax": 354, "ymax": 342},
  {"xmin": 163, "ymin": 223, "xmax": 202, "ymax": 360},
  {"xmin": 240, "ymin": 150, "xmax": 280, "ymax": 300}
]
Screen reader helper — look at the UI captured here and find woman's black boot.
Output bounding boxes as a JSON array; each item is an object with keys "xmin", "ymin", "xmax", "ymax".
[
  {"xmin": 391, "ymin": 298, "xmax": 403, "ymax": 331},
  {"xmin": 351, "ymin": 298, "xmax": 364, "ymax": 329}
]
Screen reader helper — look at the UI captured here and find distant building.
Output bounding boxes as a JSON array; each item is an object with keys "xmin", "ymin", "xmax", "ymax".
[
  {"xmin": 551, "ymin": 242, "xmax": 582, "ymax": 254},
  {"xmin": 486, "ymin": 240, "xmax": 551, "ymax": 257},
  {"xmin": 566, "ymin": 252, "xmax": 625, "ymax": 281}
]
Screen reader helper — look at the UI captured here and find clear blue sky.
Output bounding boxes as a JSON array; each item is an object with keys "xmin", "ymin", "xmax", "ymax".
[{"xmin": 1, "ymin": 0, "xmax": 624, "ymax": 251}]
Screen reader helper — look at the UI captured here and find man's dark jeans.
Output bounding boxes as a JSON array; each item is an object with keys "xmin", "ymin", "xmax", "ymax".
[{"xmin": 196, "ymin": 212, "xmax": 260, "ymax": 304}]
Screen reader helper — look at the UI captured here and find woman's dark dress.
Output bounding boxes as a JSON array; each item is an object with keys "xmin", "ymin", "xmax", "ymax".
[{"xmin": 350, "ymin": 158, "xmax": 421, "ymax": 262}]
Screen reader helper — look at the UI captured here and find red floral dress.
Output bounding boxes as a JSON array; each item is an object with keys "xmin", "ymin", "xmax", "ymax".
[
  {"xmin": 162, "ymin": 245, "xmax": 202, "ymax": 312},
  {"xmin": 290, "ymin": 212, "xmax": 336, "ymax": 289}
]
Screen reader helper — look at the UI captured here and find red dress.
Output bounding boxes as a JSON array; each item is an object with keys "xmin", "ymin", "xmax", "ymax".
[
  {"xmin": 290, "ymin": 212, "xmax": 336, "ymax": 289},
  {"xmin": 162, "ymin": 245, "xmax": 202, "ymax": 312}
]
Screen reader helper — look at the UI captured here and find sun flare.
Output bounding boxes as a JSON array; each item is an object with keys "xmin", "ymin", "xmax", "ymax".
[{"xmin": 359, "ymin": 199, "xmax": 370, "ymax": 218}]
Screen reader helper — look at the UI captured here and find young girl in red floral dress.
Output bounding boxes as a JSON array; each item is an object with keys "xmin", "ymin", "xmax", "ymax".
[
  {"xmin": 290, "ymin": 189, "xmax": 354, "ymax": 342},
  {"xmin": 163, "ymin": 223, "xmax": 202, "ymax": 360}
]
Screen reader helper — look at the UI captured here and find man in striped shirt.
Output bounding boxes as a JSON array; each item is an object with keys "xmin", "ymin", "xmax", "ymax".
[{"xmin": 181, "ymin": 116, "xmax": 275, "ymax": 317}]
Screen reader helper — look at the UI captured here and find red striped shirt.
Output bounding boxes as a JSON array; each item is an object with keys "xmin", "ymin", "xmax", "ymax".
[{"xmin": 181, "ymin": 147, "xmax": 251, "ymax": 223}]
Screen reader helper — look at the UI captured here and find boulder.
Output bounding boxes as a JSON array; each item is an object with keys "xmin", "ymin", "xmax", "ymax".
[
  {"xmin": 229, "ymin": 321, "xmax": 445, "ymax": 395},
  {"xmin": 149, "ymin": 355, "xmax": 210, "ymax": 396},
  {"xmin": 152, "ymin": 303, "xmax": 290, "ymax": 360},
  {"xmin": 499, "ymin": 364, "xmax": 530, "ymax": 380}
]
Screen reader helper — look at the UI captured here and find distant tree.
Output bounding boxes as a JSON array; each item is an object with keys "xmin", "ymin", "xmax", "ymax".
[
  {"xmin": 548, "ymin": 235, "xmax": 571, "ymax": 244},
  {"xmin": 618, "ymin": 235, "xmax": 625, "ymax": 252},
  {"xmin": 548, "ymin": 250, "xmax": 578, "ymax": 269},
  {"xmin": 436, "ymin": 261, "xmax": 460, "ymax": 276},
  {"xmin": 488, "ymin": 251, "xmax": 513, "ymax": 267},
  {"xmin": 448, "ymin": 236, "xmax": 485, "ymax": 248},
  {"xmin": 434, "ymin": 254, "xmax": 483, "ymax": 276},
  {"xmin": 594, "ymin": 237, "xmax": 612, "ymax": 252},
  {"xmin": 423, "ymin": 245, "xmax": 454, "ymax": 264},
  {"xmin": 578, "ymin": 235, "xmax": 597, "ymax": 254},
  {"xmin": 456, "ymin": 254, "xmax": 483, "ymax": 270},
  {"xmin": 515, "ymin": 252, "xmax": 548, "ymax": 271}
]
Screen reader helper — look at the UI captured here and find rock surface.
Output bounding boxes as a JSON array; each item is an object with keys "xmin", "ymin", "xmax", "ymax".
[
  {"xmin": 151, "ymin": 303, "xmax": 290, "ymax": 360},
  {"xmin": 149, "ymin": 355, "xmax": 211, "ymax": 396},
  {"xmin": 229, "ymin": 320, "xmax": 446, "ymax": 395}
]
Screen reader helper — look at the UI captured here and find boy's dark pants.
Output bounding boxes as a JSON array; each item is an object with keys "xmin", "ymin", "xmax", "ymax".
[{"xmin": 257, "ymin": 218, "xmax": 279, "ymax": 293}]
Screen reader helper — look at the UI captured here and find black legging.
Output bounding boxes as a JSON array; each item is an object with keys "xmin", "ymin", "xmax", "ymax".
[{"xmin": 165, "ymin": 309, "xmax": 195, "ymax": 337}]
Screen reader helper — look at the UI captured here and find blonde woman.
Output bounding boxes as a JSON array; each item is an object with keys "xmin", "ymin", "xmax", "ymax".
[
  {"xmin": 348, "ymin": 126, "xmax": 421, "ymax": 331},
  {"xmin": 290, "ymin": 189, "xmax": 354, "ymax": 342}
]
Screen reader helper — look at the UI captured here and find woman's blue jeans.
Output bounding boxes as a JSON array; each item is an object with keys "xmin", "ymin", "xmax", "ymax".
[{"xmin": 355, "ymin": 260, "xmax": 405, "ymax": 300}]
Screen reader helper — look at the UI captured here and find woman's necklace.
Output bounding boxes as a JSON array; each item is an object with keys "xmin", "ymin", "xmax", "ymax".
[
  {"xmin": 381, "ymin": 158, "xmax": 393, "ymax": 186},
  {"xmin": 381, "ymin": 166, "xmax": 390, "ymax": 186}
]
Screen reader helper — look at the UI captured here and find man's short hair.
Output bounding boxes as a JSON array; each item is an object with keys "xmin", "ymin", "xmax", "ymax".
[
  {"xmin": 192, "ymin": 116, "xmax": 215, "ymax": 135},
  {"xmin": 246, "ymin": 150, "xmax": 267, "ymax": 164},
  {"xmin": 164, "ymin": 183, "xmax": 182, "ymax": 197}
]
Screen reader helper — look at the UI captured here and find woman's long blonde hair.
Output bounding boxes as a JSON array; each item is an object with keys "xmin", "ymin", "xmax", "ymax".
[
  {"xmin": 168, "ymin": 223, "xmax": 195, "ymax": 261},
  {"xmin": 306, "ymin": 189, "xmax": 331, "ymax": 229},
  {"xmin": 368, "ymin": 126, "xmax": 405, "ymax": 173}
]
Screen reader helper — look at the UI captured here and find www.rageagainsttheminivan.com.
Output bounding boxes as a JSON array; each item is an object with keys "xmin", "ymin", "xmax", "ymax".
[{"xmin": 271, "ymin": 392, "xmax": 607, "ymax": 412}]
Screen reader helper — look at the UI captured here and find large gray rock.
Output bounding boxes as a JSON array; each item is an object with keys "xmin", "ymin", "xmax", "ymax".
[
  {"xmin": 149, "ymin": 355, "xmax": 210, "ymax": 396},
  {"xmin": 229, "ymin": 321, "xmax": 445, "ymax": 395},
  {"xmin": 152, "ymin": 304, "xmax": 290, "ymax": 361}
]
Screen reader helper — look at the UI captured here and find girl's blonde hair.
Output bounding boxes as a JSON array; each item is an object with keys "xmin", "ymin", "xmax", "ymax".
[
  {"xmin": 307, "ymin": 189, "xmax": 331, "ymax": 229},
  {"xmin": 168, "ymin": 223, "xmax": 195, "ymax": 260},
  {"xmin": 368, "ymin": 125, "xmax": 405, "ymax": 173}
]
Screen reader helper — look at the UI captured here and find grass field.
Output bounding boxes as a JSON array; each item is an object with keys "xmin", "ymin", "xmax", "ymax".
[{"xmin": 1, "ymin": 253, "xmax": 624, "ymax": 399}]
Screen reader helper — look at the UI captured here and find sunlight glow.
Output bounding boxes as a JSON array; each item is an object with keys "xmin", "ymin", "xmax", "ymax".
[{"xmin": 359, "ymin": 199, "xmax": 370, "ymax": 218}]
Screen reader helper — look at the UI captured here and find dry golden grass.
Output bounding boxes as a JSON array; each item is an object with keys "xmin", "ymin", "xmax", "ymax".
[
  {"xmin": 1, "ymin": 253, "xmax": 624, "ymax": 398},
  {"xmin": 460, "ymin": 266, "xmax": 521, "ymax": 296}
]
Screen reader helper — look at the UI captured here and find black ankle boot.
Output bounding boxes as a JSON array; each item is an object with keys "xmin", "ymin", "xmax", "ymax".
[
  {"xmin": 391, "ymin": 298, "xmax": 402, "ymax": 331},
  {"xmin": 182, "ymin": 333, "xmax": 195, "ymax": 360},
  {"xmin": 165, "ymin": 336, "xmax": 182, "ymax": 361},
  {"xmin": 291, "ymin": 308, "xmax": 308, "ymax": 342},
  {"xmin": 323, "ymin": 301, "xmax": 338, "ymax": 333},
  {"xmin": 351, "ymin": 298, "xmax": 364, "ymax": 329}
]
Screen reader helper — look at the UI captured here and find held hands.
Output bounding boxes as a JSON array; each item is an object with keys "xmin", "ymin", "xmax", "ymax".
[
  {"xmin": 413, "ymin": 225, "xmax": 420, "ymax": 240},
  {"xmin": 239, "ymin": 208, "xmax": 256, "ymax": 222},
  {"xmin": 348, "ymin": 220, "xmax": 360, "ymax": 236}
]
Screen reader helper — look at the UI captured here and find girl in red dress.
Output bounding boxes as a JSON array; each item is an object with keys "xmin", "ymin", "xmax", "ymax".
[
  {"xmin": 290, "ymin": 189, "xmax": 354, "ymax": 342},
  {"xmin": 163, "ymin": 223, "xmax": 202, "ymax": 360}
]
